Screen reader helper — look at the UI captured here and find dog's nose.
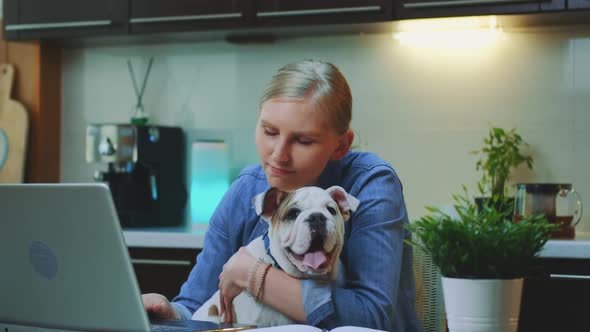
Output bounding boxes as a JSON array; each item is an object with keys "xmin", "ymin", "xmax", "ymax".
[
  {"xmin": 306, "ymin": 213, "xmax": 327, "ymax": 232},
  {"xmin": 307, "ymin": 213, "xmax": 327, "ymax": 252}
]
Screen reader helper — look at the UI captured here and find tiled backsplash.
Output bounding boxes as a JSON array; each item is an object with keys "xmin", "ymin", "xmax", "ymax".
[{"xmin": 61, "ymin": 27, "xmax": 590, "ymax": 231}]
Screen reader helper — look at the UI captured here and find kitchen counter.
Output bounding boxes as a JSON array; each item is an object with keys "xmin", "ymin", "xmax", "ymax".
[
  {"xmin": 538, "ymin": 231, "xmax": 590, "ymax": 259},
  {"xmin": 123, "ymin": 227, "xmax": 590, "ymax": 260},
  {"xmin": 123, "ymin": 224, "xmax": 205, "ymax": 249}
]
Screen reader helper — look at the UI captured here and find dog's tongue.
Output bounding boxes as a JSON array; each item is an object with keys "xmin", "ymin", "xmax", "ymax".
[{"xmin": 303, "ymin": 251, "xmax": 327, "ymax": 270}]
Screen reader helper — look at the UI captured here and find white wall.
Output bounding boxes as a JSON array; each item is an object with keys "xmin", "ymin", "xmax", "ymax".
[{"xmin": 61, "ymin": 26, "xmax": 590, "ymax": 231}]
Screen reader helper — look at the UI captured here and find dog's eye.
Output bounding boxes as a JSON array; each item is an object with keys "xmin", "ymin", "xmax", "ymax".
[
  {"xmin": 286, "ymin": 208, "xmax": 301, "ymax": 220},
  {"xmin": 327, "ymin": 206, "xmax": 337, "ymax": 215}
]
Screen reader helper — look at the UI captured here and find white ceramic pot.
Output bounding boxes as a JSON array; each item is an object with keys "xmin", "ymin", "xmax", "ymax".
[{"xmin": 442, "ymin": 277, "xmax": 524, "ymax": 332}]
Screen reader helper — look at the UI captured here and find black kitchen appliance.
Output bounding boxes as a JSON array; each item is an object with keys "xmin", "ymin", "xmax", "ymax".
[{"xmin": 86, "ymin": 124, "xmax": 187, "ymax": 228}]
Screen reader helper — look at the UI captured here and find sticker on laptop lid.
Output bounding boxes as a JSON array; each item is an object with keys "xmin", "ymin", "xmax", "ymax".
[{"xmin": 29, "ymin": 240, "xmax": 58, "ymax": 280}]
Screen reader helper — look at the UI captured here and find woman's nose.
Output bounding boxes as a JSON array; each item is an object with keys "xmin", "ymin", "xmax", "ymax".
[{"xmin": 271, "ymin": 139, "xmax": 290, "ymax": 163}]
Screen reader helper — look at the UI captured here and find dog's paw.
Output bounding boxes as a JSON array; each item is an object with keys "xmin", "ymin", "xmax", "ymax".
[
  {"xmin": 207, "ymin": 305, "xmax": 219, "ymax": 317},
  {"xmin": 201, "ymin": 305, "xmax": 220, "ymax": 323}
]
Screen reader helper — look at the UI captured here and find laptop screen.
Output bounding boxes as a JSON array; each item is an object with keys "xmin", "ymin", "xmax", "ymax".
[{"xmin": 0, "ymin": 184, "xmax": 152, "ymax": 331}]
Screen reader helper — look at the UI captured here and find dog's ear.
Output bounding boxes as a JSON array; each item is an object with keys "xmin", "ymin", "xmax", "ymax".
[
  {"xmin": 253, "ymin": 187, "xmax": 287, "ymax": 219},
  {"xmin": 326, "ymin": 186, "xmax": 360, "ymax": 222}
]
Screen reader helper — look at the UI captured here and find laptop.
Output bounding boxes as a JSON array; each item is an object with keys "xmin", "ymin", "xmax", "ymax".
[{"xmin": 0, "ymin": 183, "xmax": 255, "ymax": 332}]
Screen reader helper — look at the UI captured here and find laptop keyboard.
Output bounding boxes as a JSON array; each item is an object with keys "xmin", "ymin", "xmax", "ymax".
[
  {"xmin": 149, "ymin": 318, "xmax": 256, "ymax": 332},
  {"xmin": 151, "ymin": 324, "xmax": 196, "ymax": 332}
]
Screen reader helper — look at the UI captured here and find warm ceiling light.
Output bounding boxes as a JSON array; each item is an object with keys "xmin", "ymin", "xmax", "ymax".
[{"xmin": 392, "ymin": 16, "xmax": 503, "ymax": 49}]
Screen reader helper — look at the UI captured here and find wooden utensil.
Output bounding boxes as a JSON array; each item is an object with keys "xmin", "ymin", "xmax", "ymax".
[{"xmin": 0, "ymin": 63, "xmax": 29, "ymax": 183}]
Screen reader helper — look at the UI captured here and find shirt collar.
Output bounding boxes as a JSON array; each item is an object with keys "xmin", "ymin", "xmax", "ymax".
[{"xmin": 263, "ymin": 230, "xmax": 281, "ymax": 269}]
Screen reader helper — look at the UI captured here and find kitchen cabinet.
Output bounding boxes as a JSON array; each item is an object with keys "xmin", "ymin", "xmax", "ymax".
[
  {"xmin": 568, "ymin": 0, "xmax": 590, "ymax": 9},
  {"xmin": 253, "ymin": 0, "xmax": 393, "ymax": 27},
  {"xmin": 129, "ymin": 0, "xmax": 253, "ymax": 35},
  {"xmin": 3, "ymin": 0, "xmax": 589, "ymax": 42},
  {"xmin": 396, "ymin": 0, "xmax": 558, "ymax": 20},
  {"xmin": 2, "ymin": 0, "xmax": 393, "ymax": 41},
  {"xmin": 540, "ymin": 0, "xmax": 566, "ymax": 11},
  {"xmin": 2, "ymin": 0, "xmax": 128, "ymax": 40},
  {"xmin": 129, "ymin": 247, "xmax": 201, "ymax": 301},
  {"xmin": 518, "ymin": 258, "xmax": 589, "ymax": 331}
]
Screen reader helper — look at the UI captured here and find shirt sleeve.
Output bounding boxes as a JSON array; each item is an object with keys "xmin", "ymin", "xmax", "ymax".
[
  {"xmin": 171, "ymin": 177, "xmax": 244, "ymax": 315},
  {"xmin": 171, "ymin": 302, "xmax": 193, "ymax": 320},
  {"xmin": 300, "ymin": 165, "xmax": 413, "ymax": 331}
]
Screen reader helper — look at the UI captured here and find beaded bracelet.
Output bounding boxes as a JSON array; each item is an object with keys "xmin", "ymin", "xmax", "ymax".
[
  {"xmin": 255, "ymin": 263, "xmax": 272, "ymax": 302},
  {"xmin": 247, "ymin": 258, "xmax": 264, "ymax": 296}
]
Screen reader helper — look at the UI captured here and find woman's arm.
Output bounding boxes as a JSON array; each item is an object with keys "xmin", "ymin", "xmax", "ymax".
[
  {"xmin": 218, "ymin": 247, "xmax": 307, "ymax": 323},
  {"xmin": 172, "ymin": 176, "xmax": 255, "ymax": 317},
  {"xmin": 259, "ymin": 268, "xmax": 307, "ymax": 322}
]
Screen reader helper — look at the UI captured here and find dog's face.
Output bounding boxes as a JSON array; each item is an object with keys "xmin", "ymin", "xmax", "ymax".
[{"xmin": 253, "ymin": 186, "xmax": 359, "ymax": 280}]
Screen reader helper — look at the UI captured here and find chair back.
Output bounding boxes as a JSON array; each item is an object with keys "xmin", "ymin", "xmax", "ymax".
[{"xmin": 413, "ymin": 244, "xmax": 446, "ymax": 332}]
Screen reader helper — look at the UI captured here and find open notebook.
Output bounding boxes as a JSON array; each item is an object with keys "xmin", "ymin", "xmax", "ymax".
[{"xmin": 252, "ymin": 325, "xmax": 386, "ymax": 332}]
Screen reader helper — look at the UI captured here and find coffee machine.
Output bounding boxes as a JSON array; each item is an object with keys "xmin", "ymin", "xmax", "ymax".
[{"xmin": 86, "ymin": 124, "xmax": 187, "ymax": 228}]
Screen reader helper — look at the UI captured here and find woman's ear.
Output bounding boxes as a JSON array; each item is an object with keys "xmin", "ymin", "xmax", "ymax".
[{"xmin": 331, "ymin": 129, "xmax": 354, "ymax": 160}]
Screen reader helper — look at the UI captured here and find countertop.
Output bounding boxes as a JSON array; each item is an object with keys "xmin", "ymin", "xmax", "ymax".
[
  {"xmin": 538, "ymin": 231, "xmax": 590, "ymax": 259},
  {"xmin": 123, "ymin": 224, "xmax": 206, "ymax": 249},
  {"xmin": 122, "ymin": 226, "xmax": 590, "ymax": 259}
]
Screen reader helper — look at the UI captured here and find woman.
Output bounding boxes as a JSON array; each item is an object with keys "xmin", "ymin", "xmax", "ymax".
[{"xmin": 143, "ymin": 60, "xmax": 421, "ymax": 331}]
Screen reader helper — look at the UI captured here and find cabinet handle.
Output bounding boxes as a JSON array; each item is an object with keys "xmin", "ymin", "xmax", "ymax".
[
  {"xmin": 130, "ymin": 13, "xmax": 242, "ymax": 24},
  {"xmin": 131, "ymin": 258, "xmax": 192, "ymax": 266},
  {"xmin": 550, "ymin": 273, "xmax": 590, "ymax": 280},
  {"xmin": 5, "ymin": 20, "xmax": 112, "ymax": 31},
  {"xmin": 403, "ymin": 0, "xmax": 535, "ymax": 8},
  {"xmin": 256, "ymin": 6, "xmax": 382, "ymax": 18}
]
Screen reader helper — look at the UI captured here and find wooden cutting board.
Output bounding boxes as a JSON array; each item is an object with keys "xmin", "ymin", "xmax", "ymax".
[{"xmin": 0, "ymin": 63, "xmax": 29, "ymax": 183}]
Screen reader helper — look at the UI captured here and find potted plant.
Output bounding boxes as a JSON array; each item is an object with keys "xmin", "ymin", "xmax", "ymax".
[
  {"xmin": 470, "ymin": 127, "xmax": 533, "ymax": 214},
  {"xmin": 407, "ymin": 187, "xmax": 557, "ymax": 332}
]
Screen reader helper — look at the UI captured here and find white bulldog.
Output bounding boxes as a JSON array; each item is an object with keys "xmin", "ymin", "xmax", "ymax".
[{"xmin": 192, "ymin": 185, "xmax": 359, "ymax": 327}]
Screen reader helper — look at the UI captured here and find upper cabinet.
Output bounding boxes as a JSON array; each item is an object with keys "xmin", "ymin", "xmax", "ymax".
[
  {"xmin": 569, "ymin": 0, "xmax": 590, "ymax": 9},
  {"xmin": 128, "ymin": 0, "xmax": 253, "ymax": 34},
  {"xmin": 253, "ymin": 0, "xmax": 393, "ymax": 26},
  {"xmin": 2, "ymin": 0, "xmax": 393, "ymax": 41},
  {"xmin": 2, "ymin": 0, "xmax": 590, "ymax": 41},
  {"xmin": 3, "ymin": 0, "xmax": 128, "ymax": 40},
  {"xmin": 396, "ymin": 0, "xmax": 551, "ymax": 20}
]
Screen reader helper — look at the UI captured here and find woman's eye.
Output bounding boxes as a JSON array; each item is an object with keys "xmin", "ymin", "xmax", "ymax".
[
  {"xmin": 297, "ymin": 138, "xmax": 313, "ymax": 145},
  {"xmin": 264, "ymin": 128, "xmax": 277, "ymax": 136},
  {"xmin": 327, "ymin": 207, "xmax": 337, "ymax": 215},
  {"xmin": 286, "ymin": 208, "xmax": 301, "ymax": 220}
]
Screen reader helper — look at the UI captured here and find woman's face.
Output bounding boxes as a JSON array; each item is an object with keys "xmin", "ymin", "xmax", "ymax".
[{"xmin": 255, "ymin": 98, "xmax": 348, "ymax": 191}]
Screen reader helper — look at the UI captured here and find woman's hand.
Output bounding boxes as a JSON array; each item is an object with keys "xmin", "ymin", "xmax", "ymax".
[
  {"xmin": 218, "ymin": 246, "xmax": 256, "ymax": 323},
  {"xmin": 142, "ymin": 293, "xmax": 181, "ymax": 320}
]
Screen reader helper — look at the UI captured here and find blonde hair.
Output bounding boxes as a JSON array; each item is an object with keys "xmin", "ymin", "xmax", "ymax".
[{"xmin": 259, "ymin": 60, "xmax": 352, "ymax": 134}]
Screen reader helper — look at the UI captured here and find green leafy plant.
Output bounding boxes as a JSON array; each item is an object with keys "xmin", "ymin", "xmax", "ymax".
[
  {"xmin": 406, "ymin": 186, "xmax": 558, "ymax": 279},
  {"xmin": 471, "ymin": 127, "xmax": 533, "ymax": 200}
]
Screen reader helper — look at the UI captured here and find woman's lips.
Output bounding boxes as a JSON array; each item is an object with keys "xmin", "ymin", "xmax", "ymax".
[{"xmin": 268, "ymin": 164, "xmax": 294, "ymax": 176}]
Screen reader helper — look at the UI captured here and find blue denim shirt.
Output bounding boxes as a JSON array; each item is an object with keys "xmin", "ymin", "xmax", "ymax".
[{"xmin": 171, "ymin": 151, "xmax": 422, "ymax": 332}]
